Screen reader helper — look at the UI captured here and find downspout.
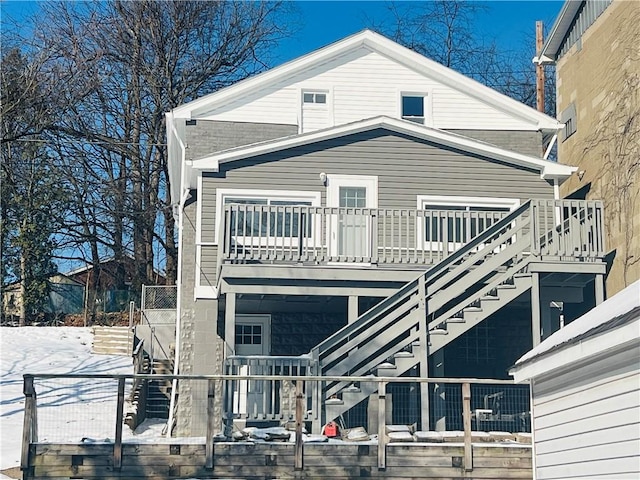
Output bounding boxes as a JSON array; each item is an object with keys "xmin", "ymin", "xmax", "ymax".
[{"xmin": 166, "ymin": 112, "xmax": 188, "ymax": 437}]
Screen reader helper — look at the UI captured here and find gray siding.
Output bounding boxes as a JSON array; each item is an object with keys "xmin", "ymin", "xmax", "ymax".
[
  {"xmin": 446, "ymin": 130, "xmax": 543, "ymax": 157},
  {"xmin": 198, "ymin": 129, "xmax": 555, "ymax": 286},
  {"xmin": 185, "ymin": 120, "xmax": 297, "ymax": 161}
]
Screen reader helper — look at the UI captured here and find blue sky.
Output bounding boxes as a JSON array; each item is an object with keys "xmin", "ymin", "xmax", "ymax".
[
  {"xmin": 3, "ymin": 1, "xmax": 564, "ymax": 66},
  {"xmin": 277, "ymin": 1, "xmax": 564, "ymax": 64}
]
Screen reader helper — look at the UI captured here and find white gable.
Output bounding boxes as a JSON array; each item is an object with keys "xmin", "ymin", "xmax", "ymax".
[{"xmin": 195, "ymin": 47, "xmax": 537, "ymax": 131}]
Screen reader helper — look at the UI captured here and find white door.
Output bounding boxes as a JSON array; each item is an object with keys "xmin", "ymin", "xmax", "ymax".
[
  {"xmin": 234, "ymin": 315, "xmax": 270, "ymax": 416},
  {"xmin": 326, "ymin": 175, "xmax": 378, "ymax": 258}
]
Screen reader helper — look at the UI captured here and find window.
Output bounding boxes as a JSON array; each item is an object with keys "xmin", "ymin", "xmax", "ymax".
[
  {"xmin": 559, "ymin": 103, "xmax": 577, "ymax": 141},
  {"xmin": 215, "ymin": 189, "xmax": 321, "ymax": 245},
  {"xmin": 303, "ymin": 92, "xmax": 327, "ymax": 104},
  {"xmin": 235, "ymin": 324, "xmax": 262, "ymax": 345},
  {"xmin": 417, "ymin": 196, "xmax": 519, "ymax": 250},
  {"xmin": 402, "ymin": 94, "xmax": 426, "ymax": 124}
]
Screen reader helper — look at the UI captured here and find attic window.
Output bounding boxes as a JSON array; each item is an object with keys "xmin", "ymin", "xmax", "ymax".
[
  {"xmin": 303, "ymin": 92, "xmax": 327, "ymax": 104},
  {"xmin": 402, "ymin": 95, "xmax": 426, "ymax": 124}
]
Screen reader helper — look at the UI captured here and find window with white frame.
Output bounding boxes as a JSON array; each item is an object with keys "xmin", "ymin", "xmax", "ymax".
[
  {"xmin": 215, "ymin": 189, "xmax": 321, "ymax": 245},
  {"xmin": 417, "ymin": 196, "xmax": 519, "ymax": 250},
  {"xmin": 401, "ymin": 94, "xmax": 427, "ymax": 124},
  {"xmin": 302, "ymin": 92, "xmax": 327, "ymax": 104}
]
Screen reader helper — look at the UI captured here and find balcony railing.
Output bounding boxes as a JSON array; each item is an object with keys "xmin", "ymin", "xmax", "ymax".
[
  {"xmin": 219, "ymin": 200, "xmax": 605, "ymax": 266},
  {"xmin": 220, "ymin": 205, "xmax": 510, "ymax": 265}
]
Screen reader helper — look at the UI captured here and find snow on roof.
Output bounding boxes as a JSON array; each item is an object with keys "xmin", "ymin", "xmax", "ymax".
[{"xmin": 515, "ymin": 280, "xmax": 640, "ymax": 366}]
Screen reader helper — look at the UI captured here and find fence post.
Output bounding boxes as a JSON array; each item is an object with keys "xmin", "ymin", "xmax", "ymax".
[
  {"xmin": 206, "ymin": 379, "xmax": 215, "ymax": 468},
  {"xmin": 377, "ymin": 381, "xmax": 387, "ymax": 470},
  {"xmin": 21, "ymin": 375, "xmax": 37, "ymax": 470},
  {"xmin": 114, "ymin": 377, "xmax": 125, "ymax": 469},
  {"xmin": 294, "ymin": 379, "xmax": 304, "ymax": 470},
  {"xmin": 462, "ymin": 382, "xmax": 473, "ymax": 472}
]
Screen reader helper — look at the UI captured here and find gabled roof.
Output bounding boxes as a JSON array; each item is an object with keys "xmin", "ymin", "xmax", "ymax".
[
  {"xmin": 173, "ymin": 30, "xmax": 561, "ymax": 131},
  {"xmin": 510, "ymin": 280, "xmax": 640, "ymax": 382},
  {"xmin": 189, "ymin": 116, "xmax": 576, "ymax": 182}
]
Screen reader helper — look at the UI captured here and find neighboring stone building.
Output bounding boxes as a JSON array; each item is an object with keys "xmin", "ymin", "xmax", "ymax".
[{"xmin": 538, "ymin": 0, "xmax": 640, "ymax": 296}]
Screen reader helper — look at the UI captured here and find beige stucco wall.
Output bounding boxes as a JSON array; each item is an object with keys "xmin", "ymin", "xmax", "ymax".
[{"xmin": 556, "ymin": 0, "xmax": 640, "ymax": 296}]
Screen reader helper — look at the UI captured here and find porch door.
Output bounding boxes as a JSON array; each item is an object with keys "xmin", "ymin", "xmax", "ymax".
[
  {"xmin": 327, "ymin": 175, "xmax": 378, "ymax": 258},
  {"xmin": 234, "ymin": 315, "xmax": 270, "ymax": 416}
]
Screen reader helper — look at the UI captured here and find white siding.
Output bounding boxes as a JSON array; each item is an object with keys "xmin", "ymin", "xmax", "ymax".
[
  {"xmin": 531, "ymin": 344, "xmax": 640, "ymax": 480},
  {"xmin": 198, "ymin": 48, "xmax": 536, "ymax": 131}
]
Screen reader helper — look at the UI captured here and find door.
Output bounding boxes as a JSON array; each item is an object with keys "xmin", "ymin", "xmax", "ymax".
[
  {"xmin": 326, "ymin": 175, "xmax": 378, "ymax": 258},
  {"xmin": 233, "ymin": 315, "xmax": 270, "ymax": 416}
]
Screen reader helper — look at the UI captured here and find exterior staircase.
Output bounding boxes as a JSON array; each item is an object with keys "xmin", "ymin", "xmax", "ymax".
[
  {"xmin": 146, "ymin": 358, "xmax": 172, "ymax": 419},
  {"xmin": 312, "ymin": 199, "xmax": 604, "ymax": 424},
  {"xmin": 91, "ymin": 326, "xmax": 133, "ymax": 355}
]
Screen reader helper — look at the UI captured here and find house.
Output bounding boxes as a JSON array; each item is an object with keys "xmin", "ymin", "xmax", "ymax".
[
  {"xmin": 536, "ymin": 0, "xmax": 640, "ymax": 297},
  {"xmin": 510, "ymin": 280, "xmax": 640, "ymax": 480},
  {"xmin": 163, "ymin": 30, "xmax": 607, "ymax": 436},
  {"xmin": 1, "ymin": 274, "xmax": 84, "ymax": 321}
]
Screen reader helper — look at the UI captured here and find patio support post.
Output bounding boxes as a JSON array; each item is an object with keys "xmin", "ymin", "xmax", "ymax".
[
  {"xmin": 531, "ymin": 273, "xmax": 541, "ymax": 346},
  {"xmin": 377, "ymin": 381, "xmax": 387, "ymax": 470},
  {"xmin": 462, "ymin": 382, "xmax": 473, "ymax": 471},
  {"xmin": 21, "ymin": 375, "xmax": 37, "ymax": 471},
  {"xmin": 348, "ymin": 296, "xmax": 358, "ymax": 324},
  {"xmin": 225, "ymin": 293, "xmax": 236, "ymax": 356},
  {"xmin": 114, "ymin": 377, "xmax": 125, "ymax": 469},
  {"xmin": 206, "ymin": 379, "xmax": 215, "ymax": 469},
  {"xmin": 294, "ymin": 380, "xmax": 304, "ymax": 470},
  {"xmin": 594, "ymin": 274, "xmax": 605, "ymax": 305},
  {"xmin": 417, "ymin": 275, "xmax": 430, "ymax": 431}
]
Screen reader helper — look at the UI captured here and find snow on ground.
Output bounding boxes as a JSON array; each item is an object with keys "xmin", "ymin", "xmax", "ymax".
[{"xmin": 0, "ymin": 327, "xmax": 134, "ymax": 472}]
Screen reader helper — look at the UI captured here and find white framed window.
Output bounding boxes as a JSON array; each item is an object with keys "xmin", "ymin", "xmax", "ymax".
[
  {"xmin": 416, "ymin": 195, "xmax": 519, "ymax": 251},
  {"xmin": 215, "ymin": 189, "xmax": 321, "ymax": 245},
  {"xmin": 302, "ymin": 92, "xmax": 327, "ymax": 104},
  {"xmin": 401, "ymin": 92, "xmax": 431, "ymax": 125}
]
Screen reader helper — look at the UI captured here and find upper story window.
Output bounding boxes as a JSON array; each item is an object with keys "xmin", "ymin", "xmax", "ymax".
[
  {"xmin": 559, "ymin": 102, "xmax": 577, "ymax": 142},
  {"xmin": 402, "ymin": 94, "xmax": 426, "ymax": 124},
  {"xmin": 303, "ymin": 92, "xmax": 327, "ymax": 104}
]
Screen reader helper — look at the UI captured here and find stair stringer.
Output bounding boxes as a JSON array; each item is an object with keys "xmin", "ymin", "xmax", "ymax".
[{"xmin": 428, "ymin": 273, "xmax": 532, "ymax": 353}]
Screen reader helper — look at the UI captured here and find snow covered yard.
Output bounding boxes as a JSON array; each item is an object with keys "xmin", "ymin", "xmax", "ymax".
[{"xmin": 0, "ymin": 327, "xmax": 133, "ymax": 476}]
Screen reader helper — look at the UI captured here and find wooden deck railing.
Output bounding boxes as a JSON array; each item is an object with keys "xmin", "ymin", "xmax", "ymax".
[
  {"xmin": 220, "ymin": 205, "xmax": 509, "ymax": 265},
  {"xmin": 219, "ymin": 200, "xmax": 604, "ymax": 267}
]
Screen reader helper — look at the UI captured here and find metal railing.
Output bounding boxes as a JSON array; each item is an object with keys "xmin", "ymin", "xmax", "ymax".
[{"xmin": 21, "ymin": 373, "xmax": 529, "ymax": 473}]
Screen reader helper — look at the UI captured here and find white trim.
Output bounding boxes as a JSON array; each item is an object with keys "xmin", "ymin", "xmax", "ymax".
[
  {"xmin": 214, "ymin": 188, "xmax": 321, "ymax": 245},
  {"xmin": 235, "ymin": 314, "xmax": 272, "ymax": 356},
  {"xmin": 190, "ymin": 117, "xmax": 577, "ymax": 183},
  {"xmin": 300, "ymin": 87, "xmax": 333, "ymax": 133},
  {"xmin": 326, "ymin": 175, "xmax": 378, "ymax": 259},
  {"xmin": 196, "ymin": 173, "xmax": 203, "ymax": 244},
  {"xmin": 326, "ymin": 174, "xmax": 379, "ymax": 208},
  {"xmin": 416, "ymin": 195, "xmax": 520, "ymax": 251},
  {"xmin": 399, "ymin": 90, "xmax": 433, "ymax": 127}
]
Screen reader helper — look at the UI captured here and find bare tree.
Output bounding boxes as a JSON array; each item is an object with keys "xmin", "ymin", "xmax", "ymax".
[{"xmin": 24, "ymin": 0, "xmax": 292, "ymax": 292}]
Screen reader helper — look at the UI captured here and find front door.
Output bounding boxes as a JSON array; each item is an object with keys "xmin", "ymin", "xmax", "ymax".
[
  {"xmin": 326, "ymin": 175, "xmax": 378, "ymax": 259},
  {"xmin": 234, "ymin": 315, "xmax": 270, "ymax": 416}
]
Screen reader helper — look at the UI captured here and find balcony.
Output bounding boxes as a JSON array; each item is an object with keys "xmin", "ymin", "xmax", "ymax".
[{"xmin": 218, "ymin": 199, "xmax": 605, "ymax": 268}]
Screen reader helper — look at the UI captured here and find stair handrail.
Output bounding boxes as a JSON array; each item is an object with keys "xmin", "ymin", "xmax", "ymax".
[{"xmin": 312, "ymin": 200, "xmax": 533, "ymax": 362}]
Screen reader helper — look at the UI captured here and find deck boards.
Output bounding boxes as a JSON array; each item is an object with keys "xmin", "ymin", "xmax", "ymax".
[{"xmin": 26, "ymin": 442, "xmax": 533, "ymax": 479}]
